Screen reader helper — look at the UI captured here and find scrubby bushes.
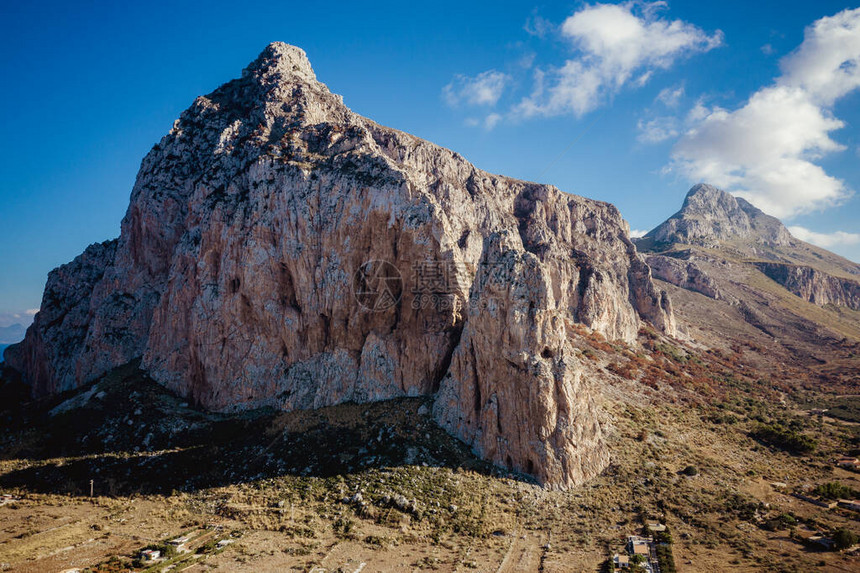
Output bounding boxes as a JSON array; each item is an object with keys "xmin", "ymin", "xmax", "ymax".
[
  {"xmin": 761, "ymin": 513, "xmax": 797, "ymax": 531},
  {"xmin": 833, "ymin": 528, "xmax": 859, "ymax": 550},
  {"xmin": 813, "ymin": 482, "xmax": 860, "ymax": 500},
  {"xmin": 681, "ymin": 465, "xmax": 698, "ymax": 476},
  {"xmin": 750, "ymin": 423, "xmax": 816, "ymax": 454}
]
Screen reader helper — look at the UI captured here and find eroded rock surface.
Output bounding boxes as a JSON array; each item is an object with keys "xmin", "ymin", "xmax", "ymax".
[
  {"xmin": 646, "ymin": 253, "xmax": 723, "ymax": 300},
  {"xmin": 5, "ymin": 43, "xmax": 674, "ymax": 488},
  {"xmin": 755, "ymin": 263, "xmax": 860, "ymax": 310}
]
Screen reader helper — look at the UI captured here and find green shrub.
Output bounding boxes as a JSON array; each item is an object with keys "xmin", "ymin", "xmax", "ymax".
[
  {"xmin": 833, "ymin": 528, "xmax": 859, "ymax": 550},
  {"xmin": 656, "ymin": 543, "xmax": 677, "ymax": 573},
  {"xmin": 813, "ymin": 482, "xmax": 859, "ymax": 500},
  {"xmin": 750, "ymin": 423, "xmax": 816, "ymax": 454}
]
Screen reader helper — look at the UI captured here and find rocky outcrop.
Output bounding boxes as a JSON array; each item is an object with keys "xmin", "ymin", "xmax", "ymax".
[
  {"xmin": 5, "ymin": 240, "xmax": 117, "ymax": 396},
  {"xmin": 4, "ymin": 43, "xmax": 674, "ymax": 488},
  {"xmin": 432, "ymin": 232, "xmax": 612, "ymax": 486},
  {"xmin": 754, "ymin": 263, "xmax": 860, "ymax": 310},
  {"xmin": 646, "ymin": 254, "xmax": 722, "ymax": 300},
  {"xmin": 641, "ymin": 184, "xmax": 793, "ymax": 249}
]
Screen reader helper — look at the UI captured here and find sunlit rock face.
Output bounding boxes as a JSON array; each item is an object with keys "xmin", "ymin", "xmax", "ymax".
[
  {"xmin": 6, "ymin": 43, "xmax": 675, "ymax": 488},
  {"xmin": 643, "ymin": 183, "xmax": 793, "ymax": 249}
]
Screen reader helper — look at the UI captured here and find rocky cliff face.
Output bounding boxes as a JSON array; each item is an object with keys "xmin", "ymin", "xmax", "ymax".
[
  {"xmin": 644, "ymin": 252, "xmax": 723, "ymax": 300},
  {"xmin": 642, "ymin": 184, "xmax": 793, "ymax": 249},
  {"xmin": 754, "ymin": 263, "xmax": 860, "ymax": 310},
  {"xmin": 5, "ymin": 43, "xmax": 674, "ymax": 488}
]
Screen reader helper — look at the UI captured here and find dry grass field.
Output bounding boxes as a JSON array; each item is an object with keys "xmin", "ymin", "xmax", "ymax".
[{"xmin": 1, "ymin": 327, "xmax": 859, "ymax": 572}]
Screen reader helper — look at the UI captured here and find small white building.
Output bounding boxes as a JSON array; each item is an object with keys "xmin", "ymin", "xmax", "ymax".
[
  {"xmin": 627, "ymin": 535, "xmax": 652, "ymax": 555},
  {"xmin": 168, "ymin": 535, "xmax": 191, "ymax": 553},
  {"xmin": 140, "ymin": 549, "xmax": 161, "ymax": 561}
]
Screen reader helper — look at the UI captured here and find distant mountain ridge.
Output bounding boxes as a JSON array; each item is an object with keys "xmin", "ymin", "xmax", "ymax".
[
  {"xmin": 640, "ymin": 183, "xmax": 793, "ymax": 249},
  {"xmin": 0, "ymin": 324, "xmax": 26, "ymax": 345},
  {"xmin": 636, "ymin": 184, "xmax": 860, "ymax": 302}
]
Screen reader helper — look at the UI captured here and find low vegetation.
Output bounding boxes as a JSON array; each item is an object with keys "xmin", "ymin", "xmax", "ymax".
[
  {"xmin": 750, "ymin": 422, "xmax": 817, "ymax": 454},
  {"xmin": 1, "ymin": 329, "xmax": 859, "ymax": 571}
]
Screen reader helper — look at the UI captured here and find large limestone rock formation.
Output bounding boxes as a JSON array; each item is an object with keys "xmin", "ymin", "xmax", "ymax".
[
  {"xmin": 4, "ymin": 240, "xmax": 117, "ymax": 397},
  {"xmin": 5, "ymin": 43, "xmax": 674, "ymax": 488}
]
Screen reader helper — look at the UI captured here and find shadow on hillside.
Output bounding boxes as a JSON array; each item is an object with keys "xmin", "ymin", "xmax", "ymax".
[{"xmin": 0, "ymin": 363, "xmax": 525, "ymax": 496}]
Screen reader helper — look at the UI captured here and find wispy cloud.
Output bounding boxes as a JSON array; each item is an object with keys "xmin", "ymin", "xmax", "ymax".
[
  {"xmin": 464, "ymin": 113, "xmax": 504, "ymax": 131},
  {"xmin": 656, "ymin": 84, "xmax": 685, "ymax": 107},
  {"xmin": 670, "ymin": 7, "xmax": 860, "ymax": 218},
  {"xmin": 443, "ymin": 70, "xmax": 511, "ymax": 107},
  {"xmin": 524, "ymin": 12, "xmax": 554, "ymax": 38},
  {"xmin": 513, "ymin": 1, "xmax": 722, "ymax": 118},
  {"xmin": 637, "ymin": 116, "xmax": 679, "ymax": 143}
]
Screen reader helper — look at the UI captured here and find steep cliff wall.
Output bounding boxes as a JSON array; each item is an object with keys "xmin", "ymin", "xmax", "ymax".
[
  {"xmin": 646, "ymin": 254, "xmax": 723, "ymax": 300},
  {"xmin": 5, "ymin": 240, "xmax": 117, "ymax": 396},
  {"xmin": 755, "ymin": 263, "xmax": 860, "ymax": 310}
]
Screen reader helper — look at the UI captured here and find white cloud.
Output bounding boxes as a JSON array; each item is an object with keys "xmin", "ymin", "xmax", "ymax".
[
  {"xmin": 629, "ymin": 228, "xmax": 648, "ymax": 238},
  {"xmin": 525, "ymin": 13, "xmax": 554, "ymax": 38},
  {"xmin": 464, "ymin": 113, "xmax": 504, "ymax": 130},
  {"xmin": 761, "ymin": 43, "xmax": 775, "ymax": 56},
  {"xmin": 788, "ymin": 226, "xmax": 860, "ymax": 248},
  {"xmin": 516, "ymin": 52, "xmax": 536, "ymax": 70},
  {"xmin": 779, "ymin": 9, "xmax": 860, "ymax": 105},
  {"xmin": 637, "ymin": 116, "xmax": 679, "ymax": 143},
  {"xmin": 656, "ymin": 84, "xmax": 685, "ymax": 107},
  {"xmin": 513, "ymin": 1, "xmax": 721, "ymax": 118},
  {"xmin": 443, "ymin": 70, "xmax": 511, "ymax": 107},
  {"xmin": 25, "ymin": 309, "xmax": 38, "ymax": 315},
  {"xmin": 484, "ymin": 113, "xmax": 503, "ymax": 130},
  {"xmin": 670, "ymin": 8, "xmax": 860, "ymax": 219},
  {"xmin": 463, "ymin": 113, "xmax": 504, "ymax": 131}
]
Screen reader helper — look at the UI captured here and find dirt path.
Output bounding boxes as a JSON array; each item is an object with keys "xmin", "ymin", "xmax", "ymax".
[{"xmin": 496, "ymin": 528, "xmax": 546, "ymax": 573}]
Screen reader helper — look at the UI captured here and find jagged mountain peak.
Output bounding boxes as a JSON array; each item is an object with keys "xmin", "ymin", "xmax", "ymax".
[
  {"xmin": 169, "ymin": 42, "xmax": 349, "ymax": 151},
  {"xmin": 242, "ymin": 42, "xmax": 317, "ymax": 83},
  {"xmin": 643, "ymin": 183, "xmax": 792, "ymax": 248}
]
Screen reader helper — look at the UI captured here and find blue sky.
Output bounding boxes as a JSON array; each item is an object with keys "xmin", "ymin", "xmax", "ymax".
[{"xmin": 1, "ymin": 0, "xmax": 860, "ymax": 329}]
